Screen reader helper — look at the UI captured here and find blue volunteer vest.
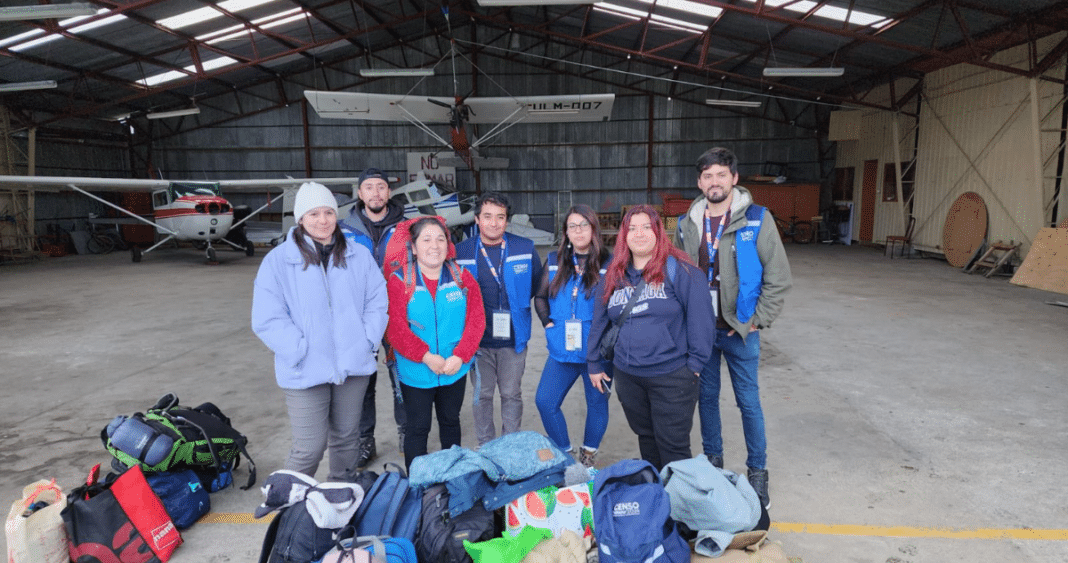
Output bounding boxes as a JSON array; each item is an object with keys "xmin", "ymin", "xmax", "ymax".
[
  {"xmin": 394, "ymin": 267, "xmax": 474, "ymax": 389},
  {"xmin": 544, "ymin": 251, "xmax": 605, "ymax": 363},
  {"xmin": 734, "ymin": 205, "xmax": 766, "ymax": 324},
  {"xmin": 456, "ymin": 232, "xmax": 535, "ymax": 353}
]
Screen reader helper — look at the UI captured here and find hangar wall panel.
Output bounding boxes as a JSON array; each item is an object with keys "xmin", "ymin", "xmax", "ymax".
[
  {"xmin": 832, "ymin": 33, "xmax": 1067, "ymax": 256},
  {"xmin": 911, "ymin": 33, "xmax": 1067, "ymax": 257}
]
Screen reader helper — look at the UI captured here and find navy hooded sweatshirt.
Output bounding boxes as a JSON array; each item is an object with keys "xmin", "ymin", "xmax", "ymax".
[{"xmin": 586, "ymin": 261, "xmax": 715, "ymax": 377}]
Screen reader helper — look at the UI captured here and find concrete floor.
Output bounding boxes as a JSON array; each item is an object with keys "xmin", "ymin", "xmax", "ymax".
[{"xmin": 1, "ymin": 242, "xmax": 1066, "ymax": 562}]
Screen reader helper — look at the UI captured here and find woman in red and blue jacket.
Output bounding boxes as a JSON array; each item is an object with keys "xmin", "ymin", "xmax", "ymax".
[{"xmin": 386, "ymin": 216, "xmax": 485, "ymax": 470}]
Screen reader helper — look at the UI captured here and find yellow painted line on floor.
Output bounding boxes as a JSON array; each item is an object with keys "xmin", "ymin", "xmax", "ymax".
[
  {"xmin": 198, "ymin": 512, "xmax": 273, "ymax": 524},
  {"xmin": 773, "ymin": 522, "xmax": 1068, "ymax": 540},
  {"xmin": 202, "ymin": 513, "xmax": 1068, "ymax": 541}
]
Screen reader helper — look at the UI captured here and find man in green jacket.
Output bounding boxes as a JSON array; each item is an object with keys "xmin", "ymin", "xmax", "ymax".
[{"xmin": 675, "ymin": 147, "xmax": 792, "ymax": 510}]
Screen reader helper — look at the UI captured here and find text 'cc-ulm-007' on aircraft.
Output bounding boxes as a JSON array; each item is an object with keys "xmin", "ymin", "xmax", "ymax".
[{"xmin": 0, "ymin": 175, "xmax": 360, "ymax": 263}]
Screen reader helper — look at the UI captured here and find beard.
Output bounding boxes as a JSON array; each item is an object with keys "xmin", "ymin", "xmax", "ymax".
[
  {"xmin": 366, "ymin": 202, "xmax": 386, "ymax": 215},
  {"xmin": 705, "ymin": 186, "xmax": 732, "ymax": 204}
]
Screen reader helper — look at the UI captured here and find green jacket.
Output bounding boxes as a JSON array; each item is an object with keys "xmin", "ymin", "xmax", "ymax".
[{"xmin": 674, "ymin": 185, "xmax": 792, "ymax": 339}]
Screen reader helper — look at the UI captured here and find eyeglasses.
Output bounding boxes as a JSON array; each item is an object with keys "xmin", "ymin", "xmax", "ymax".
[
  {"xmin": 566, "ymin": 221, "xmax": 591, "ymax": 232},
  {"xmin": 627, "ymin": 223, "xmax": 654, "ymax": 233}
]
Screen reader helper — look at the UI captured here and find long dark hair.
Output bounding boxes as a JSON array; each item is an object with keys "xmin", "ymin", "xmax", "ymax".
[
  {"xmin": 293, "ymin": 224, "xmax": 347, "ymax": 270},
  {"xmin": 601, "ymin": 204, "xmax": 693, "ymax": 303},
  {"xmin": 548, "ymin": 204, "xmax": 609, "ymax": 298}
]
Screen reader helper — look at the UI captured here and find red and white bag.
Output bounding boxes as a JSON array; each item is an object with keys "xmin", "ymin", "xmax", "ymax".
[{"xmin": 5, "ymin": 478, "xmax": 69, "ymax": 563}]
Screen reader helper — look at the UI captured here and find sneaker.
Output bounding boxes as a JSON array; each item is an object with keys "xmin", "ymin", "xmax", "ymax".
[
  {"xmin": 747, "ymin": 468, "xmax": 770, "ymax": 510},
  {"xmin": 578, "ymin": 447, "xmax": 597, "ymax": 468},
  {"xmin": 707, "ymin": 454, "xmax": 724, "ymax": 469},
  {"xmin": 355, "ymin": 437, "xmax": 376, "ymax": 471}
]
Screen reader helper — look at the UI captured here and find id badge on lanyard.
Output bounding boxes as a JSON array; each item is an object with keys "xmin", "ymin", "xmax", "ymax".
[
  {"xmin": 564, "ymin": 319, "xmax": 583, "ymax": 351},
  {"xmin": 705, "ymin": 212, "xmax": 726, "ymax": 320},
  {"xmin": 492, "ymin": 310, "xmax": 512, "ymax": 339}
]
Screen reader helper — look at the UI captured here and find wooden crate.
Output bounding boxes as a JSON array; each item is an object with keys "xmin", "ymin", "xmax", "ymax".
[{"xmin": 597, "ymin": 212, "xmax": 621, "ymax": 230}]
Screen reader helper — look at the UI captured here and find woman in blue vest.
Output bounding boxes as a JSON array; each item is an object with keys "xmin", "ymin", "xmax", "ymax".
[
  {"xmin": 534, "ymin": 205, "xmax": 611, "ymax": 468},
  {"xmin": 386, "ymin": 216, "xmax": 486, "ymax": 470}
]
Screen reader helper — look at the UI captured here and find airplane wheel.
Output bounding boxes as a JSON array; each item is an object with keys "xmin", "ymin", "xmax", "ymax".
[
  {"xmin": 131, "ymin": 247, "xmax": 142, "ymax": 263},
  {"xmin": 207, "ymin": 247, "xmax": 217, "ymax": 262},
  {"xmin": 245, "ymin": 241, "xmax": 255, "ymax": 257},
  {"xmin": 192, "ymin": 241, "xmax": 208, "ymax": 250}
]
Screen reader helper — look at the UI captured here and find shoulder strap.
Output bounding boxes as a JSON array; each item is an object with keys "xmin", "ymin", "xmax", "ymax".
[
  {"xmin": 667, "ymin": 255, "xmax": 678, "ymax": 287},
  {"xmin": 612, "ymin": 278, "xmax": 647, "ymax": 329}
]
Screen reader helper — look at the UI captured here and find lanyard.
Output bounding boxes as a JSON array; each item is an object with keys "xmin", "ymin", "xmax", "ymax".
[
  {"xmin": 569, "ymin": 253, "xmax": 583, "ymax": 319},
  {"xmin": 477, "ymin": 238, "xmax": 508, "ymax": 307},
  {"xmin": 704, "ymin": 212, "xmax": 727, "ymax": 285}
]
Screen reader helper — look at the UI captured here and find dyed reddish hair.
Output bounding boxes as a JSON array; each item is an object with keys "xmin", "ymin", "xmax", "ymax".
[{"xmin": 602, "ymin": 204, "xmax": 694, "ymax": 303}]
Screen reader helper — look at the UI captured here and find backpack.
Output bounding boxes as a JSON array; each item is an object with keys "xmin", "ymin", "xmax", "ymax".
[
  {"xmin": 258, "ymin": 500, "xmax": 337, "ymax": 563},
  {"xmin": 145, "ymin": 469, "xmax": 210, "ymax": 530},
  {"xmin": 349, "ymin": 463, "xmax": 421, "ymax": 542},
  {"xmin": 416, "ymin": 483, "xmax": 495, "ymax": 563},
  {"xmin": 383, "ymin": 216, "xmax": 466, "ymax": 302},
  {"xmin": 102, "ymin": 394, "xmax": 257, "ymax": 490},
  {"xmin": 319, "ymin": 532, "xmax": 418, "ymax": 563},
  {"xmin": 593, "ymin": 459, "xmax": 690, "ymax": 563}
]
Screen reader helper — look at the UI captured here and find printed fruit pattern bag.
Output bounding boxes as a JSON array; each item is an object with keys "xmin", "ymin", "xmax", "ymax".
[{"xmin": 505, "ymin": 482, "xmax": 594, "ymax": 538}]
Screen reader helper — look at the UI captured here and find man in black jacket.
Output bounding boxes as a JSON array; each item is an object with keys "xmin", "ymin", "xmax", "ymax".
[{"xmin": 341, "ymin": 167, "xmax": 408, "ymax": 470}]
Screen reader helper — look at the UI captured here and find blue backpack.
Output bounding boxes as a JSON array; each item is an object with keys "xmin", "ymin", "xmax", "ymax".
[
  {"xmin": 350, "ymin": 463, "xmax": 422, "ymax": 541},
  {"xmin": 145, "ymin": 468, "xmax": 210, "ymax": 530},
  {"xmin": 593, "ymin": 459, "xmax": 691, "ymax": 563}
]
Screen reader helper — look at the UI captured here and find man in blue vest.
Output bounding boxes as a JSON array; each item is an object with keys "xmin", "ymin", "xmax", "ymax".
[
  {"xmin": 456, "ymin": 192, "xmax": 542, "ymax": 446},
  {"xmin": 340, "ymin": 167, "xmax": 407, "ymax": 470},
  {"xmin": 675, "ymin": 147, "xmax": 792, "ymax": 510}
]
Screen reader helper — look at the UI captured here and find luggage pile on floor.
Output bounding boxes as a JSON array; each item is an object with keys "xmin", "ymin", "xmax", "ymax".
[
  {"xmin": 254, "ymin": 431, "xmax": 803, "ymax": 563},
  {"xmin": 4, "ymin": 393, "xmax": 256, "ymax": 563}
]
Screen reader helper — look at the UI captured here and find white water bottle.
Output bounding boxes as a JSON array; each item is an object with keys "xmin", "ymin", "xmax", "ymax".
[{"xmin": 106, "ymin": 415, "xmax": 174, "ymax": 466}]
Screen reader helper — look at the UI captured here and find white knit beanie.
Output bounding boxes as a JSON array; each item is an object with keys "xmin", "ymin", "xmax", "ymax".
[{"xmin": 294, "ymin": 182, "xmax": 338, "ymax": 221}]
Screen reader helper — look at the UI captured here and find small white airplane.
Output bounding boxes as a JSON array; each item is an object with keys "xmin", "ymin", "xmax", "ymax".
[
  {"xmin": 322, "ymin": 172, "xmax": 475, "ymax": 240},
  {"xmin": 0, "ymin": 175, "xmax": 359, "ymax": 263}
]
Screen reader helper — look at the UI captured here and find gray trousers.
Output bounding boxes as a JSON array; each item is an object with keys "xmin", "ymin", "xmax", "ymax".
[
  {"xmin": 283, "ymin": 374, "xmax": 370, "ymax": 481},
  {"xmin": 471, "ymin": 346, "xmax": 528, "ymax": 446}
]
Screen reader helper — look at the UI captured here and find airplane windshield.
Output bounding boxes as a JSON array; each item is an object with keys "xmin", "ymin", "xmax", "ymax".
[
  {"xmin": 170, "ymin": 182, "xmax": 221, "ymax": 198},
  {"xmin": 409, "ymin": 189, "xmax": 430, "ymax": 202},
  {"xmin": 390, "ymin": 194, "xmax": 409, "ymax": 206}
]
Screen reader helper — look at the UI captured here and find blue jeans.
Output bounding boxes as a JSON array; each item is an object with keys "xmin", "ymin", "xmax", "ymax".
[
  {"xmin": 535, "ymin": 356, "xmax": 610, "ymax": 451},
  {"xmin": 699, "ymin": 328, "xmax": 766, "ymax": 469}
]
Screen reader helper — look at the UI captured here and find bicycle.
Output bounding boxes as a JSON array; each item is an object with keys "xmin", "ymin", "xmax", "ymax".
[{"xmin": 772, "ymin": 214, "xmax": 814, "ymax": 244}]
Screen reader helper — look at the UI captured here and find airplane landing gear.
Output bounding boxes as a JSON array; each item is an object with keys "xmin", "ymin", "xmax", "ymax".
[
  {"xmin": 244, "ymin": 241, "xmax": 256, "ymax": 257},
  {"xmin": 131, "ymin": 247, "xmax": 142, "ymax": 263},
  {"xmin": 206, "ymin": 246, "xmax": 218, "ymax": 263}
]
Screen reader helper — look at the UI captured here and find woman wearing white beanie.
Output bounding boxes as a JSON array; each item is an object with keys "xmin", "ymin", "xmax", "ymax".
[{"xmin": 252, "ymin": 182, "xmax": 388, "ymax": 480}]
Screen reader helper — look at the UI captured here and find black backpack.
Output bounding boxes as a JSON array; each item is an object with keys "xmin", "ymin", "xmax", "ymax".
[
  {"xmin": 102, "ymin": 393, "xmax": 257, "ymax": 489},
  {"xmin": 258, "ymin": 500, "xmax": 336, "ymax": 563},
  {"xmin": 415, "ymin": 483, "xmax": 495, "ymax": 563}
]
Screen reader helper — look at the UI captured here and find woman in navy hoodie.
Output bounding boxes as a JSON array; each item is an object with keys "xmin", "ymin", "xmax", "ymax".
[{"xmin": 587, "ymin": 204, "xmax": 715, "ymax": 470}]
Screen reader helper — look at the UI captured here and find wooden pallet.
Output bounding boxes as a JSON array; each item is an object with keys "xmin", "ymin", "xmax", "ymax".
[{"xmin": 965, "ymin": 241, "xmax": 1020, "ymax": 278}]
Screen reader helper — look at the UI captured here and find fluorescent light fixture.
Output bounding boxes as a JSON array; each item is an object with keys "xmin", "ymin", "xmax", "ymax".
[
  {"xmin": 0, "ymin": 3, "xmax": 97, "ymax": 21},
  {"xmin": 0, "ymin": 80, "xmax": 58, "ymax": 93},
  {"xmin": 763, "ymin": 67, "xmax": 844, "ymax": 77},
  {"xmin": 477, "ymin": 0, "xmax": 599, "ymax": 5},
  {"xmin": 360, "ymin": 68, "xmax": 436, "ymax": 77},
  {"xmin": 146, "ymin": 107, "xmax": 201, "ymax": 119},
  {"xmin": 705, "ymin": 99, "xmax": 762, "ymax": 108}
]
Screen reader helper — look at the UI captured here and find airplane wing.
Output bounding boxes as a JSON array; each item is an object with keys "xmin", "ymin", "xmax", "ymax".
[
  {"xmin": 0, "ymin": 175, "xmax": 360, "ymax": 192},
  {"xmin": 304, "ymin": 91, "xmax": 615, "ymax": 124}
]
